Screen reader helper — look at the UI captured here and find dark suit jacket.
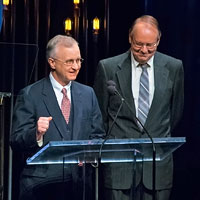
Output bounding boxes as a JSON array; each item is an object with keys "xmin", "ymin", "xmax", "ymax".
[
  {"xmin": 93, "ymin": 50, "xmax": 184, "ymax": 190},
  {"xmin": 10, "ymin": 77, "xmax": 105, "ymax": 196}
]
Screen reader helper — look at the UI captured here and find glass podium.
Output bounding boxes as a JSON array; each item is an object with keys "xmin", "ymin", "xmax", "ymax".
[{"xmin": 27, "ymin": 137, "xmax": 186, "ymax": 200}]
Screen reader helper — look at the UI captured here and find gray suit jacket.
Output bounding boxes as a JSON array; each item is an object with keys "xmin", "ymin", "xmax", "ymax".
[
  {"xmin": 10, "ymin": 77, "xmax": 105, "ymax": 195},
  {"xmin": 93, "ymin": 50, "xmax": 184, "ymax": 190}
]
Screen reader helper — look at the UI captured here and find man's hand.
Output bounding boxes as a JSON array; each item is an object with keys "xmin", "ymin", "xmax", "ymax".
[{"xmin": 36, "ymin": 116, "xmax": 52, "ymax": 141}]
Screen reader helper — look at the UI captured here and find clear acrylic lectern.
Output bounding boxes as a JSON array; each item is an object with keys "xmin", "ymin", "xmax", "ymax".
[{"xmin": 27, "ymin": 137, "xmax": 186, "ymax": 200}]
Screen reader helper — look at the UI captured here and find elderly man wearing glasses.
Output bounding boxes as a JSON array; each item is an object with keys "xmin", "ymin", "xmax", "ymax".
[
  {"xmin": 94, "ymin": 15, "xmax": 184, "ymax": 200},
  {"xmin": 10, "ymin": 35, "xmax": 105, "ymax": 200}
]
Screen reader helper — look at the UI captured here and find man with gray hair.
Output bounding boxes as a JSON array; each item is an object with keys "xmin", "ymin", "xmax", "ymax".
[{"xmin": 11, "ymin": 35, "xmax": 105, "ymax": 200}]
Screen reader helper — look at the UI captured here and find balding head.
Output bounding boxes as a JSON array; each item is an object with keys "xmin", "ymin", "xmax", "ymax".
[{"xmin": 129, "ymin": 15, "xmax": 161, "ymax": 41}]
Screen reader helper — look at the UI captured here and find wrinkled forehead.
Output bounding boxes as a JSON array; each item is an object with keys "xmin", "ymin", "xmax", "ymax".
[
  {"xmin": 130, "ymin": 22, "xmax": 160, "ymax": 40},
  {"xmin": 54, "ymin": 40, "xmax": 77, "ymax": 51},
  {"xmin": 54, "ymin": 43, "xmax": 80, "ymax": 57}
]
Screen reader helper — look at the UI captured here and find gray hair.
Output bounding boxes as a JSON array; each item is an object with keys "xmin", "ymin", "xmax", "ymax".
[{"xmin": 46, "ymin": 35, "xmax": 78, "ymax": 60}]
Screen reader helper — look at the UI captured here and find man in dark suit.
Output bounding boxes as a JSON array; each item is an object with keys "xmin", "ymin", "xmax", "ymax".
[
  {"xmin": 93, "ymin": 15, "xmax": 184, "ymax": 200},
  {"xmin": 10, "ymin": 35, "xmax": 105, "ymax": 200}
]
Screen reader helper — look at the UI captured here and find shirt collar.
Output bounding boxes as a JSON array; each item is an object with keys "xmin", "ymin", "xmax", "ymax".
[
  {"xmin": 49, "ymin": 72, "xmax": 71, "ymax": 92},
  {"xmin": 131, "ymin": 52, "xmax": 155, "ymax": 69}
]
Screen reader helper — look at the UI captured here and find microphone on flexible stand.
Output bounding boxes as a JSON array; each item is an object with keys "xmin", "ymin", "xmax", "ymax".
[
  {"xmin": 106, "ymin": 80, "xmax": 156, "ymax": 200},
  {"xmin": 94, "ymin": 80, "xmax": 125, "ymax": 200},
  {"xmin": 98, "ymin": 81, "xmax": 125, "ymax": 160},
  {"xmin": 96, "ymin": 81, "xmax": 125, "ymax": 200}
]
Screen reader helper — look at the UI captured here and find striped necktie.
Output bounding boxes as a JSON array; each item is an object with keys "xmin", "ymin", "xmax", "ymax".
[
  {"xmin": 61, "ymin": 88, "xmax": 71, "ymax": 123},
  {"xmin": 138, "ymin": 64, "xmax": 149, "ymax": 126}
]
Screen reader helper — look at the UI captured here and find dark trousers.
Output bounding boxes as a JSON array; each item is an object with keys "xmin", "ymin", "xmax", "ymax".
[
  {"xmin": 20, "ymin": 181, "xmax": 80, "ymax": 200},
  {"xmin": 102, "ymin": 184, "xmax": 171, "ymax": 200}
]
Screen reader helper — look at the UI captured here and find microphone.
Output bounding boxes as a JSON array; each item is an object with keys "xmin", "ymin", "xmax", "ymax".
[
  {"xmin": 98, "ymin": 81, "xmax": 125, "ymax": 161},
  {"xmin": 106, "ymin": 80, "xmax": 156, "ymax": 199}
]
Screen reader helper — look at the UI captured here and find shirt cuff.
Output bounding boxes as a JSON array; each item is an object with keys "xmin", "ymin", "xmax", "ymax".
[{"xmin": 37, "ymin": 136, "xmax": 43, "ymax": 147}]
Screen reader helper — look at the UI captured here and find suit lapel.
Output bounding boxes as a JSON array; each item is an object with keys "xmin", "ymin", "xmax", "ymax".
[
  {"xmin": 116, "ymin": 51, "xmax": 136, "ymax": 116},
  {"xmin": 146, "ymin": 53, "xmax": 169, "ymax": 125},
  {"xmin": 70, "ymin": 82, "xmax": 82, "ymax": 139},
  {"xmin": 42, "ymin": 78, "xmax": 69, "ymax": 139}
]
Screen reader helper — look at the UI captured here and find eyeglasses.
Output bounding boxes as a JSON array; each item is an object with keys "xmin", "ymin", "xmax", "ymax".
[
  {"xmin": 132, "ymin": 39, "xmax": 158, "ymax": 50},
  {"xmin": 52, "ymin": 58, "xmax": 84, "ymax": 66}
]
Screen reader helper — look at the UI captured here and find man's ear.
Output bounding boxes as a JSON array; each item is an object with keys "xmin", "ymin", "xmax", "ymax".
[
  {"xmin": 157, "ymin": 38, "xmax": 160, "ymax": 46},
  {"xmin": 128, "ymin": 35, "xmax": 132, "ymax": 44},
  {"xmin": 48, "ymin": 58, "xmax": 56, "ymax": 70}
]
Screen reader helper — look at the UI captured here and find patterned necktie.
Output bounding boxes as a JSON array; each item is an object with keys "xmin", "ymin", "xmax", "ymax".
[
  {"xmin": 138, "ymin": 64, "xmax": 149, "ymax": 126},
  {"xmin": 61, "ymin": 88, "xmax": 71, "ymax": 123}
]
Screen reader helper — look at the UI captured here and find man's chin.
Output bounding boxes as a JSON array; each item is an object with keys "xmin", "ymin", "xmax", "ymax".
[
  {"xmin": 138, "ymin": 58, "xmax": 149, "ymax": 64},
  {"xmin": 137, "ymin": 55, "xmax": 153, "ymax": 64},
  {"xmin": 68, "ymin": 76, "xmax": 77, "ymax": 81}
]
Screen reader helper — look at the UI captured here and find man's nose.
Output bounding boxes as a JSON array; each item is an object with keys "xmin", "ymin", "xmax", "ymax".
[
  {"xmin": 140, "ymin": 45, "xmax": 149, "ymax": 53},
  {"xmin": 71, "ymin": 62, "xmax": 80, "ymax": 69}
]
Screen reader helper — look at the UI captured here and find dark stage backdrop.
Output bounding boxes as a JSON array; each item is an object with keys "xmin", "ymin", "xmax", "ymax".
[{"xmin": 0, "ymin": 0, "xmax": 200, "ymax": 199}]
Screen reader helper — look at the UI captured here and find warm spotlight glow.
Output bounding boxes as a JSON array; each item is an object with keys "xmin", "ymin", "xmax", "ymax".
[
  {"xmin": 93, "ymin": 17, "xmax": 100, "ymax": 34},
  {"xmin": 3, "ymin": 0, "xmax": 9, "ymax": 5},
  {"xmin": 73, "ymin": 0, "xmax": 80, "ymax": 9},
  {"xmin": 73, "ymin": 0, "xmax": 80, "ymax": 5},
  {"xmin": 64, "ymin": 18, "xmax": 72, "ymax": 36},
  {"xmin": 65, "ymin": 18, "xmax": 72, "ymax": 31},
  {"xmin": 93, "ymin": 17, "xmax": 100, "ymax": 30}
]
